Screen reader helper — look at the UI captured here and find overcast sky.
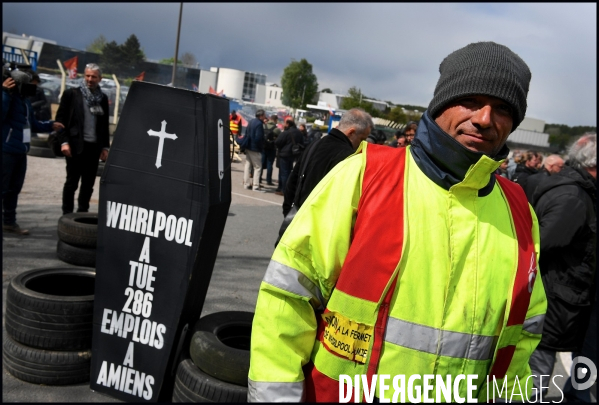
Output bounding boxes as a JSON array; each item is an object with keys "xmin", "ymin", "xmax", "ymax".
[{"xmin": 3, "ymin": 3, "xmax": 596, "ymax": 126}]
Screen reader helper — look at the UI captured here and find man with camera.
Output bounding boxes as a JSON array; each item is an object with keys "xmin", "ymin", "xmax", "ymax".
[
  {"xmin": 55, "ymin": 63, "xmax": 110, "ymax": 215},
  {"xmin": 2, "ymin": 66, "xmax": 64, "ymax": 235}
]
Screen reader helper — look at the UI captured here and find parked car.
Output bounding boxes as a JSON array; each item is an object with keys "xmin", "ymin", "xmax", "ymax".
[{"xmin": 38, "ymin": 81, "xmax": 61, "ymax": 104}]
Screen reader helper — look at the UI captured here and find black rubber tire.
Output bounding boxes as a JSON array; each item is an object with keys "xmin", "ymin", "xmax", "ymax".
[
  {"xmin": 172, "ymin": 359, "xmax": 247, "ymax": 402},
  {"xmin": 5, "ymin": 267, "xmax": 95, "ymax": 350},
  {"xmin": 190, "ymin": 311, "xmax": 253, "ymax": 387},
  {"xmin": 56, "ymin": 240, "xmax": 96, "ymax": 268},
  {"xmin": 30, "ymin": 136, "xmax": 50, "ymax": 148},
  {"xmin": 97, "ymin": 161, "xmax": 105, "ymax": 177},
  {"xmin": 3, "ymin": 333, "xmax": 91, "ymax": 385},
  {"xmin": 27, "ymin": 145, "xmax": 56, "ymax": 158},
  {"xmin": 57, "ymin": 213, "xmax": 98, "ymax": 248}
]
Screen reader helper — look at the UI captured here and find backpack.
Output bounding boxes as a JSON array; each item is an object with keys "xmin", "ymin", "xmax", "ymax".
[{"xmin": 264, "ymin": 125, "xmax": 277, "ymax": 149}]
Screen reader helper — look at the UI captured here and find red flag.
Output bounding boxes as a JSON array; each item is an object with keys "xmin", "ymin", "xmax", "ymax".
[
  {"xmin": 208, "ymin": 86, "xmax": 225, "ymax": 96},
  {"xmin": 134, "ymin": 71, "xmax": 145, "ymax": 81},
  {"xmin": 63, "ymin": 56, "xmax": 78, "ymax": 79}
]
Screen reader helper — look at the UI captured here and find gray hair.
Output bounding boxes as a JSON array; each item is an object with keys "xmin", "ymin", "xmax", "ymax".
[
  {"xmin": 337, "ymin": 108, "xmax": 374, "ymax": 136},
  {"xmin": 567, "ymin": 133, "xmax": 596, "ymax": 169},
  {"xmin": 85, "ymin": 63, "xmax": 102, "ymax": 75}
]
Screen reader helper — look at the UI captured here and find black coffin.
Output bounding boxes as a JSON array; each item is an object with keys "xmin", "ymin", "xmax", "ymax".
[{"xmin": 90, "ymin": 81, "xmax": 231, "ymax": 402}]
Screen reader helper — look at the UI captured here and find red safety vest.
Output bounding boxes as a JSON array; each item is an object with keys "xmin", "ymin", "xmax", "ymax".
[{"xmin": 230, "ymin": 114, "xmax": 242, "ymax": 136}]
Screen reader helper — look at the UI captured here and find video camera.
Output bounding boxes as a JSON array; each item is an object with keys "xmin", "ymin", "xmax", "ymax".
[{"xmin": 2, "ymin": 61, "xmax": 37, "ymax": 97}]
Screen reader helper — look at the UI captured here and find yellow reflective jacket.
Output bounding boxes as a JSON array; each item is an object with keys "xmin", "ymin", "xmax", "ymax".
[{"xmin": 249, "ymin": 140, "xmax": 546, "ymax": 402}]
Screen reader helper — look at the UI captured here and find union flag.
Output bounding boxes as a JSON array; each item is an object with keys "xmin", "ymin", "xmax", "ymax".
[
  {"xmin": 63, "ymin": 56, "xmax": 78, "ymax": 79},
  {"xmin": 208, "ymin": 86, "xmax": 224, "ymax": 97}
]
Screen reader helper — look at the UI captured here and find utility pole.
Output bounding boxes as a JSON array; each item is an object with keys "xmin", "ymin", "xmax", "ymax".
[
  {"xmin": 301, "ymin": 84, "xmax": 306, "ymax": 108},
  {"xmin": 171, "ymin": 2, "xmax": 183, "ymax": 86}
]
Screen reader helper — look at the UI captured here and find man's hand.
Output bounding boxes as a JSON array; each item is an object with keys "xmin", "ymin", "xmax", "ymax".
[
  {"xmin": 2, "ymin": 77, "xmax": 15, "ymax": 91},
  {"xmin": 61, "ymin": 144, "xmax": 72, "ymax": 158},
  {"xmin": 52, "ymin": 122, "xmax": 65, "ymax": 132},
  {"xmin": 100, "ymin": 149, "xmax": 109, "ymax": 162}
]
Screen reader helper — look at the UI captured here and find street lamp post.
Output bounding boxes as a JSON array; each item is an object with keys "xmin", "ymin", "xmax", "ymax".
[{"xmin": 171, "ymin": 2, "xmax": 183, "ymax": 86}]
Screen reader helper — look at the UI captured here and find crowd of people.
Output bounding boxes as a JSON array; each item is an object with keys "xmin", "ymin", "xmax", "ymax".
[{"xmin": 3, "ymin": 40, "xmax": 596, "ymax": 403}]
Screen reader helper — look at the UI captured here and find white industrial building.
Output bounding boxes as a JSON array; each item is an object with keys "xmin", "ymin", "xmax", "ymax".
[
  {"xmin": 508, "ymin": 117, "xmax": 552, "ymax": 151},
  {"xmin": 197, "ymin": 66, "xmax": 266, "ymax": 101},
  {"xmin": 254, "ymin": 83, "xmax": 284, "ymax": 107}
]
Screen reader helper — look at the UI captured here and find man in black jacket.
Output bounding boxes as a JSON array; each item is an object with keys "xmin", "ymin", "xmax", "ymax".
[
  {"xmin": 512, "ymin": 150, "xmax": 541, "ymax": 190},
  {"xmin": 522, "ymin": 154, "xmax": 564, "ymax": 202},
  {"xmin": 56, "ymin": 63, "xmax": 110, "ymax": 214},
  {"xmin": 528, "ymin": 134, "xmax": 596, "ymax": 401},
  {"xmin": 282, "ymin": 108, "xmax": 373, "ymax": 216},
  {"xmin": 274, "ymin": 119, "xmax": 304, "ymax": 196}
]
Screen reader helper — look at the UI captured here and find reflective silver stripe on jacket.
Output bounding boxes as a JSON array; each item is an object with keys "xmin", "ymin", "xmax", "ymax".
[
  {"xmin": 522, "ymin": 314, "xmax": 545, "ymax": 335},
  {"xmin": 247, "ymin": 379, "xmax": 304, "ymax": 402},
  {"xmin": 385, "ymin": 316, "xmax": 496, "ymax": 361},
  {"xmin": 263, "ymin": 260, "xmax": 325, "ymax": 310}
]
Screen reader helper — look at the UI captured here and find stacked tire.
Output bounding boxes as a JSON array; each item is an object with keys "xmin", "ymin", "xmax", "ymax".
[
  {"xmin": 56, "ymin": 213, "xmax": 98, "ymax": 268},
  {"xmin": 28, "ymin": 134, "xmax": 56, "ymax": 159},
  {"xmin": 3, "ymin": 267, "xmax": 96, "ymax": 385},
  {"xmin": 173, "ymin": 311, "xmax": 253, "ymax": 402}
]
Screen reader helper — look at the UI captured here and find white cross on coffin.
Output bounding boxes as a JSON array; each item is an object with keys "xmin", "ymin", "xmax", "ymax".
[{"xmin": 147, "ymin": 120, "xmax": 178, "ymax": 168}]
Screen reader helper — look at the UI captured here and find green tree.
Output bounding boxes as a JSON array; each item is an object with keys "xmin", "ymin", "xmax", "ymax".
[
  {"xmin": 86, "ymin": 35, "xmax": 107, "ymax": 54},
  {"xmin": 120, "ymin": 34, "xmax": 145, "ymax": 69},
  {"xmin": 100, "ymin": 40, "xmax": 124, "ymax": 75},
  {"xmin": 340, "ymin": 87, "xmax": 381, "ymax": 117},
  {"xmin": 159, "ymin": 57, "xmax": 183, "ymax": 65},
  {"xmin": 387, "ymin": 106, "xmax": 408, "ymax": 124},
  {"xmin": 321, "ymin": 88, "xmax": 332, "ymax": 93},
  {"xmin": 99, "ymin": 34, "xmax": 145, "ymax": 75},
  {"xmin": 545, "ymin": 123, "xmax": 597, "ymax": 150},
  {"xmin": 281, "ymin": 59, "xmax": 318, "ymax": 109}
]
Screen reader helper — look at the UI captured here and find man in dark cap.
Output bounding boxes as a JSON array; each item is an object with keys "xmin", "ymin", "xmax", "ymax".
[{"xmin": 249, "ymin": 42, "xmax": 546, "ymax": 402}]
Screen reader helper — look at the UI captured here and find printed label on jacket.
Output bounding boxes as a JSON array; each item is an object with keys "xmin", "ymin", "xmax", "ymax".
[{"xmin": 321, "ymin": 312, "xmax": 373, "ymax": 364}]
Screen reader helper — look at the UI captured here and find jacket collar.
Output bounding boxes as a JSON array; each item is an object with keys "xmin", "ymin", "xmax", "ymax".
[
  {"xmin": 328, "ymin": 128, "xmax": 353, "ymax": 148},
  {"xmin": 410, "ymin": 111, "xmax": 509, "ymax": 196}
]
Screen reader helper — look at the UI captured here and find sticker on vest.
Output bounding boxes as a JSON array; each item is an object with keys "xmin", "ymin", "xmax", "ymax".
[{"xmin": 321, "ymin": 312, "xmax": 373, "ymax": 364}]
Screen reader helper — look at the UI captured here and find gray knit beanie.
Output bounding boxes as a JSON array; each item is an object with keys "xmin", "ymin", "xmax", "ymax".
[{"xmin": 428, "ymin": 41, "xmax": 531, "ymax": 132}]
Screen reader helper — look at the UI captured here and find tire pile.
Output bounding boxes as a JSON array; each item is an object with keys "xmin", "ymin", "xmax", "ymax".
[
  {"xmin": 173, "ymin": 311, "xmax": 253, "ymax": 402},
  {"xmin": 3, "ymin": 267, "xmax": 96, "ymax": 385},
  {"xmin": 56, "ymin": 213, "xmax": 98, "ymax": 268},
  {"xmin": 28, "ymin": 134, "xmax": 57, "ymax": 159}
]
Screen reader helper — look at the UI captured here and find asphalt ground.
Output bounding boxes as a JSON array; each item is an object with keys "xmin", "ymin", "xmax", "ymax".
[{"xmin": 2, "ymin": 149, "xmax": 593, "ymax": 402}]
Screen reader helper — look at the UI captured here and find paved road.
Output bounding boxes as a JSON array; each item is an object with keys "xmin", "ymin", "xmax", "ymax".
[{"xmin": 2, "ymin": 152, "xmax": 594, "ymax": 402}]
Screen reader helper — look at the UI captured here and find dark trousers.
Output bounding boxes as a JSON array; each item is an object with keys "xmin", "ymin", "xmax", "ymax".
[
  {"xmin": 260, "ymin": 148, "xmax": 276, "ymax": 183},
  {"xmin": 2, "ymin": 152, "xmax": 27, "ymax": 225},
  {"xmin": 278, "ymin": 156, "xmax": 294, "ymax": 193},
  {"xmin": 62, "ymin": 142, "xmax": 101, "ymax": 214}
]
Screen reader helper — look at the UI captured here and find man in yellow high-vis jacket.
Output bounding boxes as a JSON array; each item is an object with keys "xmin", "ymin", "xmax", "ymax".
[{"xmin": 249, "ymin": 42, "xmax": 547, "ymax": 403}]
